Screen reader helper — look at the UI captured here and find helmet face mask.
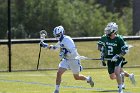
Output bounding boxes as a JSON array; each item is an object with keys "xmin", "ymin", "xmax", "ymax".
[
  {"xmin": 104, "ymin": 22, "xmax": 118, "ymax": 36},
  {"xmin": 53, "ymin": 26, "xmax": 64, "ymax": 38}
]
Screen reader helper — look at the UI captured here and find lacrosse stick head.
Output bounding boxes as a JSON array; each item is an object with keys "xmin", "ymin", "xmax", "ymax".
[{"xmin": 40, "ymin": 30, "xmax": 47, "ymax": 42}]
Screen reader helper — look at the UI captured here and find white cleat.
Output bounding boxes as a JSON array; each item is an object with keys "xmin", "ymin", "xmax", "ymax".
[
  {"xmin": 87, "ymin": 76, "xmax": 94, "ymax": 87},
  {"xmin": 118, "ymin": 84, "xmax": 125, "ymax": 89},
  {"xmin": 122, "ymin": 84, "xmax": 125, "ymax": 89},
  {"xmin": 129, "ymin": 73, "xmax": 136, "ymax": 85},
  {"xmin": 118, "ymin": 88, "xmax": 123, "ymax": 93},
  {"xmin": 53, "ymin": 90, "xmax": 59, "ymax": 93}
]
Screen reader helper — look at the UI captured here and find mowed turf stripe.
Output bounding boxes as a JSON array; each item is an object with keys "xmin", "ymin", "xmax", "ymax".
[
  {"xmin": 0, "ymin": 79, "xmax": 105, "ymax": 91},
  {"xmin": 0, "ymin": 79, "xmax": 134, "ymax": 93}
]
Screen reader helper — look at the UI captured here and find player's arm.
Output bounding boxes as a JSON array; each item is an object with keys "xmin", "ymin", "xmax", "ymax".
[
  {"xmin": 97, "ymin": 37, "xmax": 106, "ymax": 66},
  {"xmin": 97, "ymin": 40, "xmax": 105, "ymax": 51},
  {"xmin": 97, "ymin": 37, "xmax": 106, "ymax": 57},
  {"xmin": 119, "ymin": 44, "xmax": 129, "ymax": 57},
  {"xmin": 116, "ymin": 37, "xmax": 129, "ymax": 57},
  {"xmin": 111, "ymin": 37, "xmax": 129, "ymax": 62},
  {"xmin": 40, "ymin": 41, "xmax": 60, "ymax": 50}
]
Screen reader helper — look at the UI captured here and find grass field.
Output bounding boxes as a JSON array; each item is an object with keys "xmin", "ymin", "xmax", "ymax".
[
  {"xmin": 0, "ymin": 68, "xmax": 139, "ymax": 93},
  {"xmin": 0, "ymin": 40, "xmax": 140, "ymax": 71},
  {"xmin": 0, "ymin": 40, "xmax": 140, "ymax": 93}
]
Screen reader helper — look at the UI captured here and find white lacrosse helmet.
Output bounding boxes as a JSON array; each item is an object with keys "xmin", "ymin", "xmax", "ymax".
[
  {"xmin": 104, "ymin": 22, "xmax": 118, "ymax": 36},
  {"xmin": 53, "ymin": 25, "xmax": 64, "ymax": 38}
]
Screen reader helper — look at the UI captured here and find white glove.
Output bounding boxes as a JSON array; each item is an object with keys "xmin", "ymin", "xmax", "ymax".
[
  {"xmin": 40, "ymin": 42, "xmax": 48, "ymax": 48},
  {"xmin": 111, "ymin": 54, "xmax": 120, "ymax": 62},
  {"xmin": 49, "ymin": 45, "xmax": 54, "ymax": 50}
]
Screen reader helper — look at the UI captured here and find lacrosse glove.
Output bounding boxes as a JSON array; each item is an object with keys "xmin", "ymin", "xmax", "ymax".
[
  {"xmin": 100, "ymin": 52, "xmax": 106, "ymax": 66},
  {"xmin": 111, "ymin": 54, "xmax": 120, "ymax": 62},
  {"xmin": 40, "ymin": 42, "xmax": 48, "ymax": 48},
  {"xmin": 59, "ymin": 48, "xmax": 68, "ymax": 59}
]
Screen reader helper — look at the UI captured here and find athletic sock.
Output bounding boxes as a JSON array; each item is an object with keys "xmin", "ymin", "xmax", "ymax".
[
  {"xmin": 55, "ymin": 85, "xmax": 60, "ymax": 91},
  {"xmin": 118, "ymin": 84, "xmax": 122, "ymax": 89}
]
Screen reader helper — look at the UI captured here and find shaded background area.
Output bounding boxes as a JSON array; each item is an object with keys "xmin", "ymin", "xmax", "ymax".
[{"xmin": 0, "ymin": 0, "xmax": 138, "ymax": 39}]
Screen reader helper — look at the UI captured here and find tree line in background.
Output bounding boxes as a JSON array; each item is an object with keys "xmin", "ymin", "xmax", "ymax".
[{"xmin": 0, "ymin": 0, "xmax": 132, "ymax": 39}]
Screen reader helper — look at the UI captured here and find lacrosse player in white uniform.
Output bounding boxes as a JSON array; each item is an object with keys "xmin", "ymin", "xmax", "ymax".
[{"xmin": 40, "ymin": 26, "xmax": 94, "ymax": 93}]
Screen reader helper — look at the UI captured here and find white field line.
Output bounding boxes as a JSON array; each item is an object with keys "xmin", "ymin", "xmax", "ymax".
[
  {"xmin": 0, "ymin": 78, "xmax": 139, "ymax": 93},
  {"xmin": 0, "ymin": 78, "xmax": 102, "ymax": 90}
]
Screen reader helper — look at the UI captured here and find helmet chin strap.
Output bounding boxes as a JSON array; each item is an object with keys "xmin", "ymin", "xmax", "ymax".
[{"xmin": 55, "ymin": 33, "xmax": 63, "ymax": 40}]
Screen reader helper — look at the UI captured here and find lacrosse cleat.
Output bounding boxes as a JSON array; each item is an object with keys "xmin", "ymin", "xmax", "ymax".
[
  {"xmin": 129, "ymin": 73, "xmax": 136, "ymax": 85},
  {"xmin": 87, "ymin": 76, "xmax": 94, "ymax": 87},
  {"xmin": 122, "ymin": 84, "xmax": 125, "ymax": 89},
  {"xmin": 53, "ymin": 90, "xmax": 59, "ymax": 93},
  {"xmin": 118, "ymin": 88, "xmax": 123, "ymax": 93},
  {"xmin": 118, "ymin": 84, "xmax": 125, "ymax": 89}
]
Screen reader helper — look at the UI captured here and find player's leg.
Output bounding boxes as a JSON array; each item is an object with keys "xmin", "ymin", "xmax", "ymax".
[
  {"xmin": 109, "ymin": 73, "xmax": 116, "ymax": 80},
  {"xmin": 120, "ymin": 69, "xmax": 126, "ymax": 89},
  {"xmin": 107, "ymin": 60, "xmax": 125, "ymax": 89},
  {"xmin": 107, "ymin": 60, "xmax": 123, "ymax": 93},
  {"xmin": 108, "ymin": 68, "xmax": 125, "ymax": 90},
  {"xmin": 53, "ymin": 59, "xmax": 68, "ymax": 93},
  {"xmin": 54, "ymin": 67, "xmax": 67, "ymax": 93},
  {"xmin": 56, "ymin": 67, "xmax": 67, "ymax": 85},
  {"xmin": 114, "ymin": 59, "xmax": 125, "ymax": 93},
  {"xmin": 70, "ymin": 59, "xmax": 94, "ymax": 87},
  {"xmin": 121, "ymin": 69, "xmax": 136, "ymax": 85},
  {"xmin": 73, "ymin": 74, "xmax": 94, "ymax": 87},
  {"xmin": 107, "ymin": 61, "xmax": 116, "ymax": 80},
  {"xmin": 129, "ymin": 73, "xmax": 136, "ymax": 85},
  {"xmin": 120, "ymin": 58, "xmax": 136, "ymax": 85},
  {"xmin": 123, "ymin": 71, "xmax": 136, "ymax": 85},
  {"xmin": 120, "ymin": 72, "xmax": 125, "ymax": 89},
  {"xmin": 115, "ymin": 66, "xmax": 123, "ymax": 93}
]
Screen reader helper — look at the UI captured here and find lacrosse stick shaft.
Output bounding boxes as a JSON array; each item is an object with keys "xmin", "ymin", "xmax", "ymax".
[
  {"xmin": 37, "ymin": 46, "xmax": 42, "ymax": 70},
  {"xmin": 80, "ymin": 55, "xmax": 111, "ymax": 61},
  {"xmin": 37, "ymin": 30, "xmax": 47, "ymax": 70},
  {"xmin": 69, "ymin": 56, "xmax": 111, "ymax": 61},
  {"xmin": 81, "ymin": 58, "xmax": 111, "ymax": 61}
]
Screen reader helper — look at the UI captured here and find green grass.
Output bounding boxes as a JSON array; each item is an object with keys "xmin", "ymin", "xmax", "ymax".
[
  {"xmin": 0, "ymin": 68, "xmax": 139, "ymax": 93},
  {"xmin": 0, "ymin": 40, "xmax": 140, "ymax": 71}
]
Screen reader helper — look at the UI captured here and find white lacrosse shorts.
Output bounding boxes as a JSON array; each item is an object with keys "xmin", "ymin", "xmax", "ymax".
[{"xmin": 59, "ymin": 59, "xmax": 83, "ymax": 74}]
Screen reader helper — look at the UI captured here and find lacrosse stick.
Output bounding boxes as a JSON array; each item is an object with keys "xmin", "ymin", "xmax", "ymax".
[
  {"xmin": 128, "ymin": 44, "xmax": 133, "ymax": 48},
  {"xmin": 74, "ymin": 55, "xmax": 111, "ymax": 61},
  {"xmin": 75, "ymin": 45, "xmax": 133, "ymax": 61},
  {"xmin": 37, "ymin": 30, "xmax": 47, "ymax": 70}
]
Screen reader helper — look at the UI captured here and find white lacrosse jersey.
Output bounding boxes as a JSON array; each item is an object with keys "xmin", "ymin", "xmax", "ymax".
[
  {"xmin": 53, "ymin": 35, "xmax": 82, "ymax": 74},
  {"xmin": 54, "ymin": 35, "xmax": 79, "ymax": 59}
]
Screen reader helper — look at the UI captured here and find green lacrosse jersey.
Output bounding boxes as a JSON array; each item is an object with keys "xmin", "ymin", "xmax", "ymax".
[{"xmin": 98, "ymin": 34, "xmax": 125, "ymax": 58}]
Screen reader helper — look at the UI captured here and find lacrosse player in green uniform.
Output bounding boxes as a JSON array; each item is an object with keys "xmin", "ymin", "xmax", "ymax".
[{"xmin": 98, "ymin": 22, "xmax": 136, "ymax": 93}]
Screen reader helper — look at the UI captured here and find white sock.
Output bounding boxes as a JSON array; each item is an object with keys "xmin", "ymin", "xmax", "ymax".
[
  {"xmin": 118, "ymin": 84, "xmax": 122, "ymax": 89},
  {"xmin": 86, "ymin": 76, "xmax": 90, "ymax": 81},
  {"xmin": 121, "ymin": 72, "xmax": 124, "ymax": 76},
  {"xmin": 129, "ymin": 73, "xmax": 133, "ymax": 78},
  {"xmin": 55, "ymin": 85, "xmax": 60, "ymax": 90}
]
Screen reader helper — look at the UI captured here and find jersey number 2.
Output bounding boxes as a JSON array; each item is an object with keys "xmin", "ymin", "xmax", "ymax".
[{"xmin": 108, "ymin": 46, "xmax": 113, "ymax": 55}]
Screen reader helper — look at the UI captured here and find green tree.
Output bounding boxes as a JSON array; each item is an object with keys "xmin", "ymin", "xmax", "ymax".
[
  {"xmin": 0, "ymin": 0, "xmax": 133, "ymax": 39},
  {"xmin": 0, "ymin": 0, "xmax": 7, "ymax": 39}
]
